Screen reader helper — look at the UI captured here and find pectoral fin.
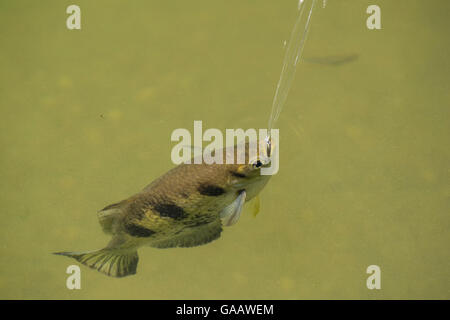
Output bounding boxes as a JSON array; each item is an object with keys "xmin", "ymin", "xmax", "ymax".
[
  {"xmin": 246, "ymin": 195, "xmax": 261, "ymax": 218},
  {"xmin": 220, "ymin": 190, "xmax": 246, "ymax": 226}
]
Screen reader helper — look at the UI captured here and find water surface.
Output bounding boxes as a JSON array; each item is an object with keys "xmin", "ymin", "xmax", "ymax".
[{"xmin": 0, "ymin": 0, "xmax": 448, "ymax": 299}]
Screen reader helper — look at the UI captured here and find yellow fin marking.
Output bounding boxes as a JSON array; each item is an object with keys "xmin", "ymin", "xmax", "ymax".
[{"xmin": 245, "ymin": 195, "xmax": 261, "ymax": 218}]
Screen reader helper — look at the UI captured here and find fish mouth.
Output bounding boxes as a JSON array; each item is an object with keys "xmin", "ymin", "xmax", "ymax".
[{"xmin": 258, "ymin": 155, "xmax": 272, "ymax": 168}]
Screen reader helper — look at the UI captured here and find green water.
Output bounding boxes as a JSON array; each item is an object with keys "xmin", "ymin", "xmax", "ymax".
[{"xmin": 1, "ymin": 0, "xmax": 449, "ymax": 299}]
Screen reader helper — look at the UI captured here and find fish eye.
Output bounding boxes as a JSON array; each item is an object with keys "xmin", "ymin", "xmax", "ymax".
[{"xmin": 252, "ymin": 160, "xmax": 263, "ymax": 168}]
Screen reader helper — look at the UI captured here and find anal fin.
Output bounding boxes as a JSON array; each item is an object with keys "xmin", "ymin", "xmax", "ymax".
[{"xmin": 150, "ymin": 219, "xmax": 222, "ymax": 249}]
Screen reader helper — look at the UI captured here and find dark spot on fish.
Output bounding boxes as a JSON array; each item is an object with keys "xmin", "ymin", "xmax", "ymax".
[
  {"xmin": 198, "ymin": 184, "xmax": 225, "ymax": 196},
  {"xmin": 153, "ymin": 203, "xmax": 187, "ymax": 220},
  {"xmin": 125, "ymin": 223, "xmax": 155, "ymax": 237},
  {"xmin": 230, "ymin": 171, "xmax": 246, "ymax": 178}
]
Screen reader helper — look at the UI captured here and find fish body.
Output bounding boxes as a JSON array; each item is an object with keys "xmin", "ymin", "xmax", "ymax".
[{"xmin": 55, "ymin": 142, "xmax": 272, "ymax": 277}]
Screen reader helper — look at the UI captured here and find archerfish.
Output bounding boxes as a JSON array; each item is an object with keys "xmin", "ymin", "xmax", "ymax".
[{"xmin": 54, "ymin": 140, "xmax": 273, "ymax": 277}]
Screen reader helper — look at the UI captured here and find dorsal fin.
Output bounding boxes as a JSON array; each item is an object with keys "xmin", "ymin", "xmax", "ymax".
[{"xmin": 97, "ymin": 201, "xmax": 125, "ymax": 234}]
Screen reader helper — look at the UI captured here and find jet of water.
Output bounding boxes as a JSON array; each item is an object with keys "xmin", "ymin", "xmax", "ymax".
[{"xmin": 267, "ymin": 0, "xmax": 317, "ymax": 133}]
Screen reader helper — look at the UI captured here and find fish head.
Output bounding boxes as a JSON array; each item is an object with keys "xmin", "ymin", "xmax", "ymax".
[
  {"xmin": 232, "ymin": 154, "xmax": 271, "ymax": 178},
  {"xmin": 225, "ymin": 140, "xmax": 273, "ymax": 200}
]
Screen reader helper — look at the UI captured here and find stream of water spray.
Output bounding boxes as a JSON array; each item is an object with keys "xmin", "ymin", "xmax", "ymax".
[{"xmin": 267, "ymin": 0, "xmax": 317, "ymax": 137}]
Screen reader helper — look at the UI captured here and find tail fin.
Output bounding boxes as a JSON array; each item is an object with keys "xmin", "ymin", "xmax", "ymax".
[{"xmin": 54, "ymin": 249, "xmax": 139, "ymax": 278}]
